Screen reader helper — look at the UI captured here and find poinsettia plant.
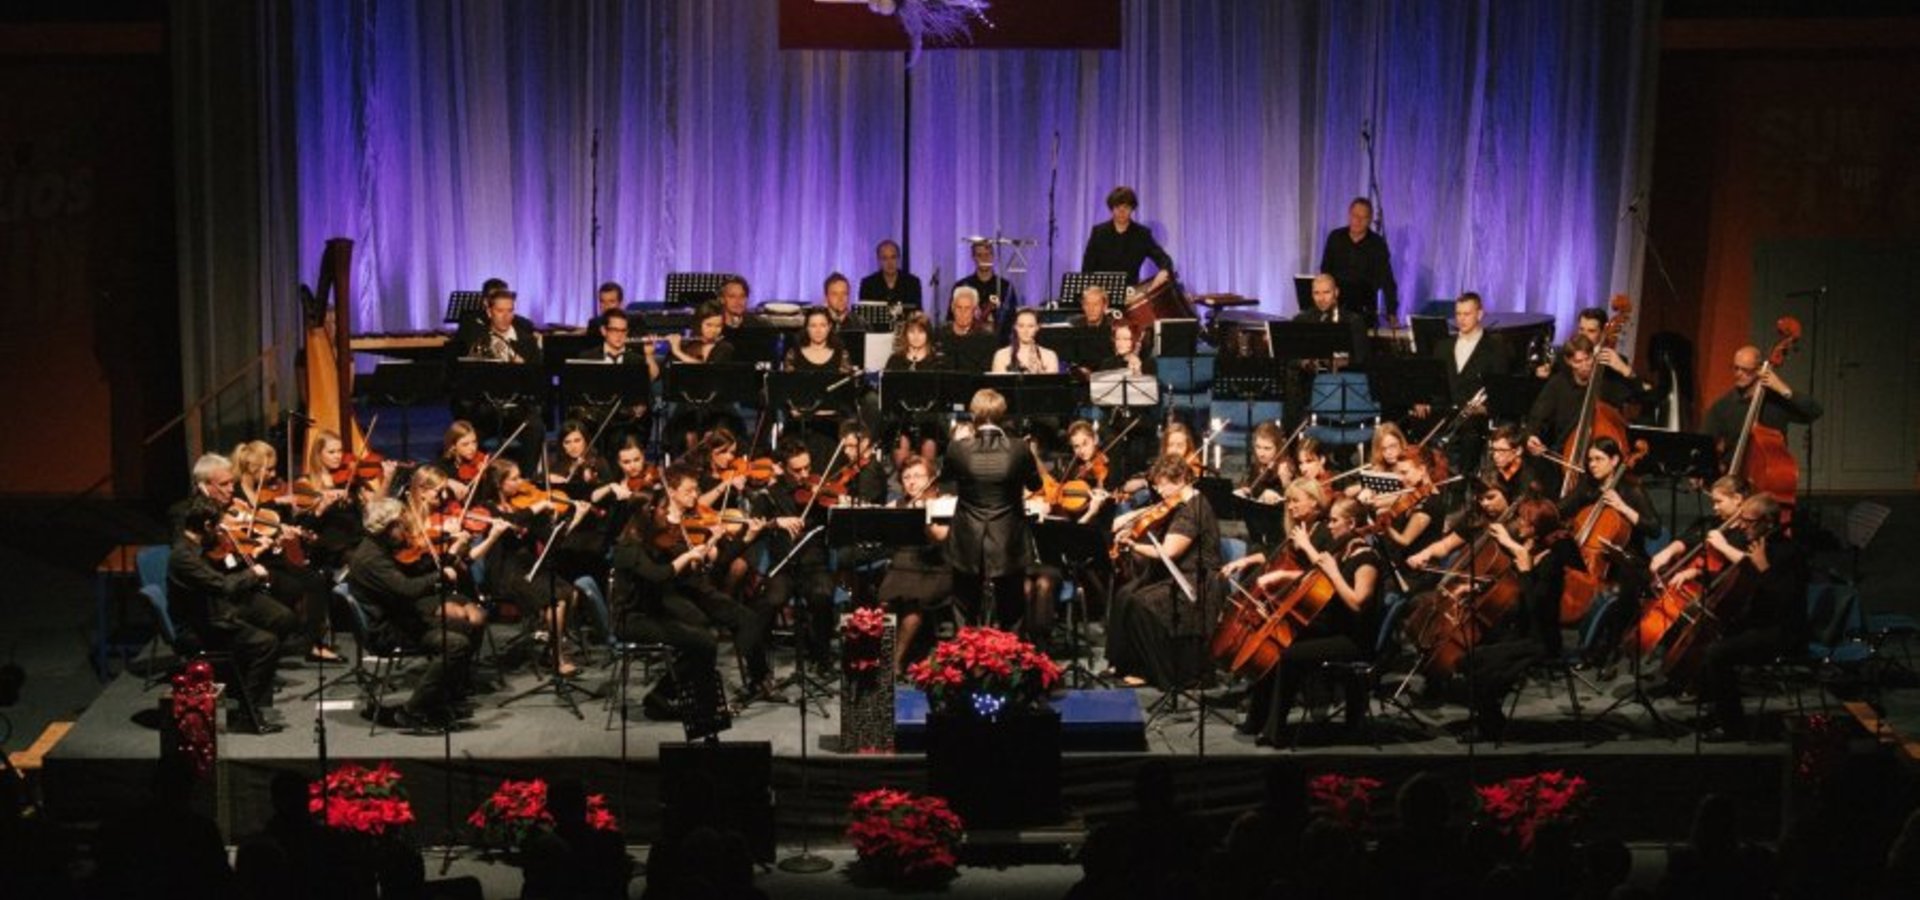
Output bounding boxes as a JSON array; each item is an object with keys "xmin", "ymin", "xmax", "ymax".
[
  {"xmin": 1474, "ymin": 770, "xmax": 1591, "ymax": 849},
  {"xmin": 1308, "ymin": 773, "xmax": 1383, "ymax": 830},
  {"xmin": 168, "ymin": 659, "xmax": 219, "ymax": 779},
  {"xmin": 841, "ymin": 606, "xmax": 890, "ymax": 679},
  {"xmin": 466, "ymin": 778, "xmax": 619, "ymax": 849},
  {"xmin": 309, "ymin": 762, "xmax": 416, "ymax": 837},
  {"xmin": 846, "ymin": 788, "xmax": 964, "ymax": 882},
  {"xmin": 907, "ymin": 626, "xmax": 1061, "ymax": 719}
]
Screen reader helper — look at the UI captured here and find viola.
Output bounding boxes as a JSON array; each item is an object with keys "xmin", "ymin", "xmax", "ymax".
[
  {"xmin": 1727, "ymin": 317, "xmax": 1804, "ymax": 512},
  {"xmin": 221, "ymin": 503, "xmax": 305, "ymax": 566},
  {"xmin": 1557, "ymin": 293, "xmax": 1635, "ymax": 495}
]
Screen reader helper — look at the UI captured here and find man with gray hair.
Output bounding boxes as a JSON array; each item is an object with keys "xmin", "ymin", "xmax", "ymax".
[{"xmin": 347, "ymin": 497, "xmax": 482, "ymax": 729}]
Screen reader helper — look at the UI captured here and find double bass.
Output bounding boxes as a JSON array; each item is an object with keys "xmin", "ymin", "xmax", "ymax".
[
  {"xmin": 1557, "ymin": 294, "xmax": 1635, "ymax": 496},
  {"xmin": 1725, "ymin": 317, "xmax": 1803, "ymax": 512}
]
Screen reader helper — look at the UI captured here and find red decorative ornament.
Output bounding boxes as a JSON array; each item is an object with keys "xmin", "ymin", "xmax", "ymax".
[
  {"xmin": 840, "ymin": 606, "xmax": 890, "ymax": 678},
  {"xmin": 169, "ymin": 662, "xmax": 220, "ymax": 779}
]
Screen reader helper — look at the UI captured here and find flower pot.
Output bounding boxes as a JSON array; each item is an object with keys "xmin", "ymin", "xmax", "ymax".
[{"xmin": 925, "ymin": 708, "xmax": 1062, "ymax": 828}]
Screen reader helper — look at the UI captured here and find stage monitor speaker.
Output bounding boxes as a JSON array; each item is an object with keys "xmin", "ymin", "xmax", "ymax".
[{"xmin": 659, "ymin": 741, "xmax": 775, "ymax": 863}]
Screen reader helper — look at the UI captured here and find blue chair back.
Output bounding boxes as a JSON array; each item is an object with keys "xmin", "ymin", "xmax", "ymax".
[
  {"xmin": 574, "ymin": 576, "xmax": 614, "ymax": 640},
  {"xmin": 335, "ymin": 582, "xmax": 373, "ymax": 637},
  {"xmin": 136, "ymin": 545, "xmax": 170, "ymax": 592},
  {"xmin": 1375, "ymin": 592, "xmax": 1412, "ymax": 659}
]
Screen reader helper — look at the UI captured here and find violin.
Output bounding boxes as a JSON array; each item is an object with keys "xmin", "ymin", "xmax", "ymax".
[
  {"xmin": 453, "ymin": 451, "xmax": 491, "ymax": 486},
  {"xmin": 505, "ymin": 484, "xmax": 573, "ymax": 516},
  {"xmin": 721, "ymin": 456, "xmax": 777, "ymax": 487},
  {"xmin": 1109, "ymin": 489, "xmax": 1189, "ymax": 567},
  {"xmin": 329, "ymin": 448, "xmax": 388, "ymax": 491},
  {"xmin": 789, "ymin": 472, "xmax": 841, "ymax": 510}
]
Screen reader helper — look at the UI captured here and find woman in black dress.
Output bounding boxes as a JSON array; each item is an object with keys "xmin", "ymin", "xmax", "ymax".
[
  {"xmin": 1458, "ymin": 496, "xmax": 1581, "ymax": 743},
  {"xmin": 877, "ymin": 455, "xmax": 953, "ymax": 676},
  {"xmin": 1255, "ymin": 497, "xmax": 1384, "ymax": 745},
  {"xmin": 1105, "ymin": 454, "xmax": 1222, "ymax": 690}
]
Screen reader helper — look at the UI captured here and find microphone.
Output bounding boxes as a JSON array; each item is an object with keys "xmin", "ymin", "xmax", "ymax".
[
  {"xmin": 1051, "ymin": 130, "xmax": 1059, "ymax": 167},
  {"xmin": 1361, "ymin": 119, "xmax": 1372, "ymax": 141},
  {"xmin": 1785, "ymin": 286, "xmax": 1827, "ymax": 300}
]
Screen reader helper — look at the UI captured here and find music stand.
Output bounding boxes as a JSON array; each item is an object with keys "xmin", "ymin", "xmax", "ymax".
[
  {"xmin": 663, "ymin": 272, "xmax": 730, "ymax": 307},
  {"xmin": 1266, "ymin": 321, "xmax": 1353, "ymax": 363},
  {"xmin": 1409, "ymin": 316, "xmax": 1452, "ymax": 356},
  {"xmin": 1482, "ymin": 374, "xmax": 1544, "ymax": 424},
  {"xmin": 1087, "ymin": 371, "xmax": 1160, "ymax": 409},
  {"xmin": 450, "ymin": 360, "xmax": 548, "ymax": 413},
  {"xmin": 1366, "ymin": 356, "xmax": 1451, "ymax": 420},
  {"xmin": 1291, "ymin": 276, "xmax": 1316, "ymax": 315},
  {"xmin": 879, "ymin": 370, "xmax": 974, "ymax": 420},
  {"xmin": 727, "ymin": 322, "xmax": 789, "ymax": 365},
  {"xmin": 1058, "ymin": 271, "xmax": 1128, "ymax": 305},
  {"xmin": 662, "ymin": 362, "xmax": 763, "ymax": 416},
  {"xmin": 560, "ymin": 359, "xmax": 651, "ymax": 419},
  {"xmin": 982, "ymin": 373, "xmax": 1080, "ymax": 435},
  {"xmin": 852, "ymin": 301, "xmax": 894, "ymax": 331},
  {"xmin": 1038, "ymin": 324, "xmax": 1110, "ymax": 370},
  {"xmin": 767, "ymin": 370, "xmax": 858, "ymax": 421},
  {"xmin": 1629, "ymin": 426, "xmax": 1719, "ymax": 534},
  {"xmin": 1031, "ymin": 518, "xmax": 1112, "ymax": 688},
  {"xmin": 443, "ymin": 290, "xmax": 486, "ymax": 326},
  {"xmin": 359, "ymin": 361, "xmax": 448, "ymax": 460},
  {"xmin": 826, "ymin": 507, "xmax": 928, "ymax": 549}
]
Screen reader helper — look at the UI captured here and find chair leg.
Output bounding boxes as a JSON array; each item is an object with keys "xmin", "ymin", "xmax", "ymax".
[
  {"xmin": 368, "ymin": 657, "xmax": 393, "ymax": 737},
  {"xmin": 603, "ymin": 652, "xmax": 631, "ymax": 730}
]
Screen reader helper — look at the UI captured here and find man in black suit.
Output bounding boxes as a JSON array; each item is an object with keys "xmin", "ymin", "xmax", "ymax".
[
  {"xmin": 167, "ymin": 496, "xmax": 286, "ymax": 734},
  {"xmin": 858, "ymin": 239, "xmax": 923, "ymax": 310},
  {"xmin": 1421, "ymin": 292, "xmax": 1511, "ymax": 475},
  {"xmin": 449, "ymin": 288, "xmax": 545, "ymax": 468},
  {"xmin": 570, "ymin": 308, "xmax": 654, "ymax": 455},
  {"xmin": 944, "ymin": 389, "xmax": 1042, "ymax": 628},
  {"xmin": 1318, "ymin": 197, "xmax": 1398, "ymax": 325}
]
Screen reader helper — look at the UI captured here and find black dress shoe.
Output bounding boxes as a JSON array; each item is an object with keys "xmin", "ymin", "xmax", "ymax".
[
  {"xmin": 1699, "ymin": 724, "xmax": 1745, "ymax": 744},
  {"xmin": 395, "ymin": 706, "xmax": 456, "ymax": 733},
  {"xmin": 1234, "ymin": 717, "xmax": 1262, "ymax": 737}
]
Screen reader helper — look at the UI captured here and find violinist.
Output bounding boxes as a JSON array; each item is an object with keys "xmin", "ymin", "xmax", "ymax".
[
  {"xmin": 226, "ymin": 442, "xmax": 340, "ymax": 664},
  {"xmin": 943, "ymin": 389, "xmax": 1042, "ymax": 628},
  {"xmin": 1060, "ymin": 419, "xmax": 1115, "ymax": 516},
  {"xmin": 611, "ymin": 464, "xmax": 776, "ymax": 707},
  {"xmin": 1104, "ymin": 455, "xmax": 1220, "ymax": 690},
  {"xmin": 1020, "ymin": 421, "xmax": 1113, "ymax": 652},
  {"xmin": 936, "ymin": 286, "xmax": 998, "ymax": 373},
  {"xmin": 347, "ymin": 497, "xmax": 483, "ymax": 730},
  {"xmin": 294, "ymin": 431, "xmax": 362, "ymax": 569},
  {"xmin": 690, "ymin": 428, "xmax": 750, "ymax": 510},
  {"xmin": 877, "ymin": 456, "xmax": 954, "ymax": 676},
  {"xmin": 1524, "ymin": 335, "xmax": 1641, "ymax": 466},
  {"xmin": 1117, "ymin": 421, "xmax": 1197, "ymax": 504},
  {"xmin": 168, "ymin": 496, "xmax": 286, "ymax": 734},
  {"xmin": 1457, "ymin": 496, "xmax": 1581, "ymax": 743},
  {"xmin": 544, "ymin": 419, "xmax": 616, "ymax": 584},
  {"xmin": 405, "ymin": 466, "xmax": 511, "ymax": 572},
  {"xmin": 831, "ymin": 421, "xmax": 890, "ymax": 506},
  {"xmin": 1348, "ymin": 422, "xmax": 1408, "ymax": 502},
  {"xmin": 990, "ymin": 308, "xmax": 1060, "ymax": 375},
  {"xmin": 1235, "ymin": 422, "xmax": 1289, "ymax": 505},
  {"xmin": 481, "ymin": 458, "xmax": 582, "ymax": 678},
  {"xmin": 748, "ymin": 438, "xmax": 840, "ymax": 665},
  {"xmin": 1690, "ymin": 494, "xmax": 1807, "ymax": 743},
  {"xmin": 1376, "ymin": 447, "xmax": 1443, "ymax": 561},
  {"xmin": 1253, "ymin": 497, "xmax": 1384, "ymax": 745},
  {"xmin": 442, "ymin": 420, "xmax": 488, "ymax": 500},
  {"xmin": 585, "ymin": 437, "xmax": 660, "ymax": 543},
  {"xmin": 1289, "ymin": 435, "xmax": 1332, "ymax": 491},
  {"xmin": 1703, "ymin": 344, "xmax": 1823, "ymax": 474}
]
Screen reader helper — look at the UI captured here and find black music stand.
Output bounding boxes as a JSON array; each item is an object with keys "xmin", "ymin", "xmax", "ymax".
[
  {"xmin": 852, "ymin": 301, "xmax": 893, "ymax": 331},
  {"xmin": 443, "ymin": 290, "xmax": 486, "ymax": 326},
  {"xmin": 1483, "ymin": 374, "xmax": 1544, "ymax": 424},
  {"xmin": 1629, "ymin": 426, "xmax": 1719, "ymax": 535},
  {"xmin": 1031, "ymin": 518, "xmax": 1112, "ymax": 688},
  {"xmin": 663, "ymin": 272, "xmax": 730, "ymax": 307},
  {"xmin": 1038, "ymin": 325, "xmax": 1110, "ymax": 371},
  {"xmin": 359, "ymin": 361, "xmax": 448, "ymax": 461},
  {"xmin": 1367, "ymin": 356, "xmax": 1451, "ymax": 421},
  {"xmin": 1409, "ymin": 316, "xmax": 1452, "ymax": 356},
  {"xmin": 879, "ymin": 370, "xmax": 974, "ymax": 420},
  {"xmin": 1266, "ymin": 321, "xmax": 1353, "ymax": 362},
  {"xmin": 728, "ymin": 322, "xmax": 789, "ymax": 365},
  {"xmin": 1290, "ymin": 276, "xmax": 1315, "ymax": 314},
  {"xmin": 826, "ymin": 507, "xmax": 928, "ymax": 549},
  {"xmin": 662, "ymin": 362, "xmax": 762, "ymax": 413},
  {"xmin": 560, "ymin": 360, "xmax": 651, "ymax": 450},
  {"xmin": 450, "ymin": 360, "xmax": 548, "ymax": 418},
  {"xmin": 1059, "ymin": 271, "xmax": 1129, "ymax": 305},
  {"xmin": 1199, "ymin": 476, "xmax": 1285, "ymax": 549},
  {"xmin": 767, "ymin": 370, "xmax": 858, "ymax": 419},
  {"xmin": 982, "ymin": 373, "xmax": 1080, "ymax": 437}
]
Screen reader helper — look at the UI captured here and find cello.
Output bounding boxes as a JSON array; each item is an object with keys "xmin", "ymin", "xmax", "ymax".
[
  {"xmin": 1725, "ymin": 318, "xmax": 1803, "ymax": 512},
  {"xmin": 1626, "ymin": 514, "xmax": 1739, "ymax": 659},
  {"xmin": 1557, "ymin": 439, "xmax": 1648, "ymax": 625},
  {"xmin": 1404, "ymin": 505, "xmax": 1525, "ymax": 679},
  {"xmin": 1557, "ymin": 294, "xmax": 1635, "ymax": 496}
]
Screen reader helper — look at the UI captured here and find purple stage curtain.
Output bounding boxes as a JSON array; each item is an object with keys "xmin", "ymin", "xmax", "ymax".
[{"xmin": 284, "ymin": 0, "xmax": 1654, "ymax": 334}]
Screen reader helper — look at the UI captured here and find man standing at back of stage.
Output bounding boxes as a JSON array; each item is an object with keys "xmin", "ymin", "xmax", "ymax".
[
  {"xmin": 859, "ymin": 238, "xmax": 923, "ymax": 311},
  {"xmin": 945, "ymin": 389, "xmax": 1041, "ymax": 629},
  {"xmin": 1319, "ymin": 197, "xmax": 1398, "ymax": 325},
  {"xmin": 1082, "ymin": 186, "xmax": 1175, "ymax": 291}
]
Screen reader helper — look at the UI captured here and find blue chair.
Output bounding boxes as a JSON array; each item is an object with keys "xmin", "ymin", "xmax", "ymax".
[
  {"xmin": 1304, "ymin": 372, "xmax": 1381, "ymax": 449},
  {"xmin": 1208, "ymin": 400, "xmax": 1284, "ymax": 452},
  {"xmin": 136, "ymin": 546, "xmax": 264, "ymax": 727}
]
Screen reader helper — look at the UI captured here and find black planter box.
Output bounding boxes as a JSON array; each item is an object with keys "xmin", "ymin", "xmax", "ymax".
[{"xmin": 924, "ymin": 709, "xmax": 1063, "ymax": 828}]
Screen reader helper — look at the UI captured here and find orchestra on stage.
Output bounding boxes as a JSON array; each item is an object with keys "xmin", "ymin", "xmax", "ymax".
[{"xmin": 174, "ymin": 186, "xmax": 1822, "ymax": 747}]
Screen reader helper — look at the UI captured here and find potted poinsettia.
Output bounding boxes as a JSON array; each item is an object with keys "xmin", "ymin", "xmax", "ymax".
[
  {"xmin": 845, "ymin": 787, "xmax": 964, "ymax": 886},
  {"xmin": 309, "ymin": 762, "xmax": 417, "ymax": 839},
  {"xmin": 466, "ymin": 777, "xmax": 620, "ymax": 857},
  {"xmin": 908, "ymin": 626, "xmax": 1063, "ymax": 828},
  {"xmin": 1473, "ymin": 770, "xmax": 1591, "ymax": 850},
  {"xmin": 1309, "ymin": 773, "xmax": 1384, "ymax": 831}
]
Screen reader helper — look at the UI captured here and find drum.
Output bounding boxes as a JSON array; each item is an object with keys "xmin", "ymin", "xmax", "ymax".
[{"xmin": 1121, "ymin": 279, "xmax": 1196, "ymax": 335}]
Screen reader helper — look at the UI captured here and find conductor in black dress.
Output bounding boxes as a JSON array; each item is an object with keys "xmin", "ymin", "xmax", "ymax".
[
  {"xmin": 1081, "ymin": 185, "xmax": 1175, "ymax": 290},
  {"xmin": 944, "ymin": 389, "xmax": 1042, "ymax": 628}
]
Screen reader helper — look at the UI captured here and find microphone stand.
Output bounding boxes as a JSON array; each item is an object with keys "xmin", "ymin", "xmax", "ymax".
[
  {"xmin": 590, "ymin": 126, "xmax": 602, "ymax": 301},
  {"xmin": 774, "ymin": 524, "xmax": 833, "ymax": 875},
  {"xmin": 1046, "ymin": 130, "xmax": 1059, "ymax": 302}
]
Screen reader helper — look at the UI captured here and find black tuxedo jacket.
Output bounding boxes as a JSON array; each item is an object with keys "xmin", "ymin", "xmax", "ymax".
[
  {"xmin": 942, "ymin": 426, "xmax": 1041, "ymax": 578},
  {"xmin": 1432, "ymin": 331, "xmax": 1512, "ymax": 407}
]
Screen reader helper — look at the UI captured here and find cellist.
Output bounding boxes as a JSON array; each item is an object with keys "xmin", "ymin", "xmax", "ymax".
[
  {"xmin": 1221, "ymin": 478, "xmax": 1330, "ymax": 740},
  {"xmin": 1457, "ymin": 496, "xmax": 1581, "ymax": 743},
  {"xmin": 1557, "ymin": 436, "xmax": 1661, "ymax": 658},
  {"xmin": 1703, "ymin": 345, "xmax": 1823, "ymax": 481},
  {"xmin": 1251, "ymin": 497, "xmax": 1384, "ymax": 746},
  {"xmin": 1524, "ymin": 335, "xmax": 1643, "ymax": 487},
  {"xmin": 1695, "ymin": 494, "xmax": 1807, "ymax": 743}
]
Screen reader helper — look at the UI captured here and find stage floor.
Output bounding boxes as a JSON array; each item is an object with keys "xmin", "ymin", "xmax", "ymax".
[{"xmin": 42, "ymin": 633, "xmax": 1798, "ymax": 844}]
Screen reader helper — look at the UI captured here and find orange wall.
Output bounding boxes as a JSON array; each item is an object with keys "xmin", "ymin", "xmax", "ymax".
[{"xmin": 1648, "ymin": 21, "xmax": 1920, "ymax": 420}]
